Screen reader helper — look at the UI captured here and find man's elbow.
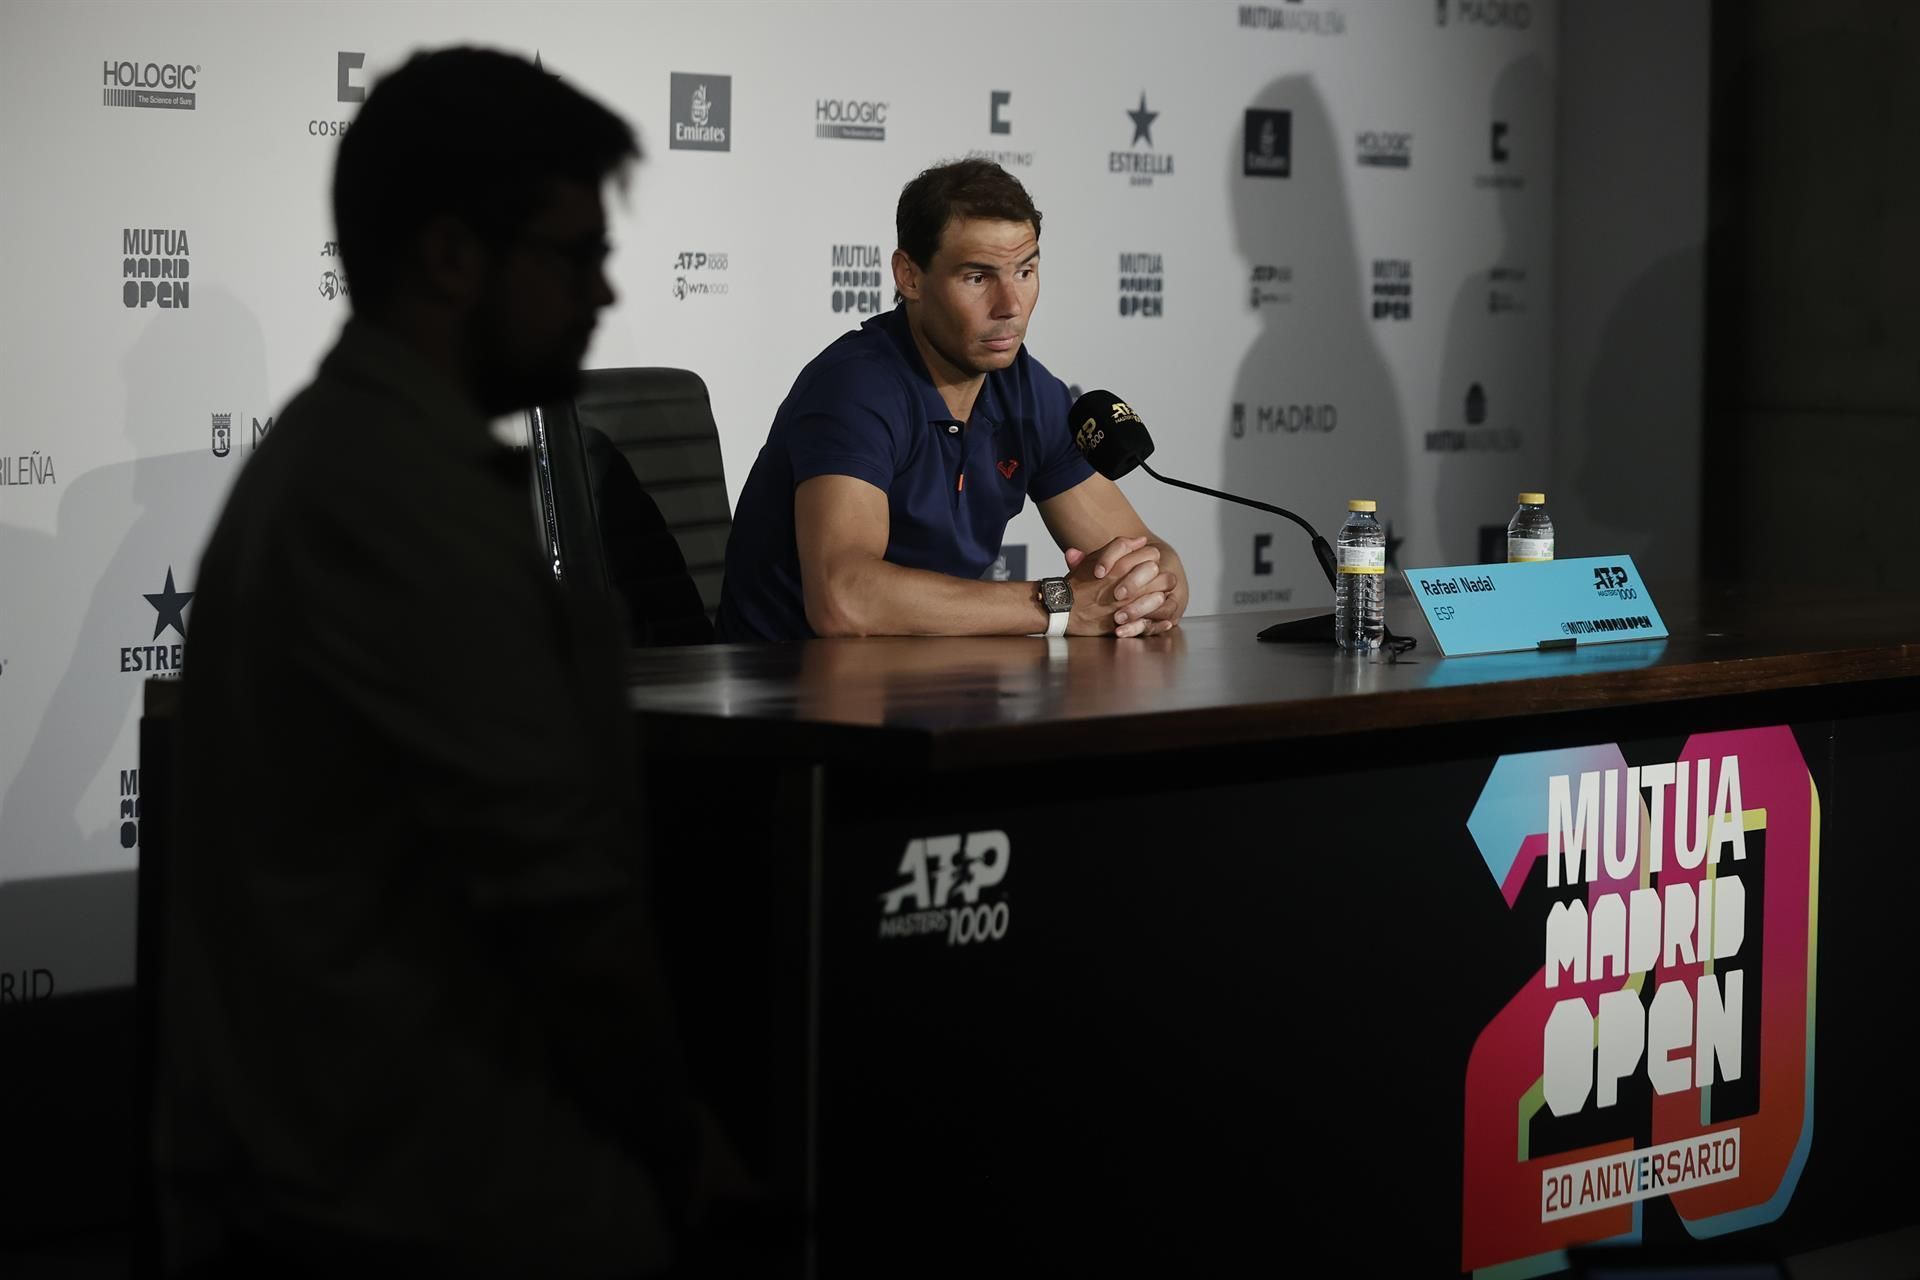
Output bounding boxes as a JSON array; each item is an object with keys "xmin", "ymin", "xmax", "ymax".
[{"xmin": 803, "ymin": 573, "xmax": 872, "ymax": 638}]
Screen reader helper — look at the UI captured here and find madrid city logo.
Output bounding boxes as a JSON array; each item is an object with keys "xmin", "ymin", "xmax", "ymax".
[
  {"xmin": 879, "ymin": 830, "xmax": 1011, "ymax": 947},
  {"xmin": 1461, "ymin": 728, "xmax": 1817, "ymax": 1271},
  {"xmin": 121, "ymin": 567, "xmax": 192, "ymax": 676}
]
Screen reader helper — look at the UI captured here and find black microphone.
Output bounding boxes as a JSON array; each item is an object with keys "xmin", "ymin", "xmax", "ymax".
[{"xmin": 1067, "ymin": 390, "xmax": 1410, "ymax": 649}]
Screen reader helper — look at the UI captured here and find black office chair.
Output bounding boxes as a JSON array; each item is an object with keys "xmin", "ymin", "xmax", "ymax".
[{"xmin": 527, "ymin": 368, "xmax": 729, "ymax": 646}]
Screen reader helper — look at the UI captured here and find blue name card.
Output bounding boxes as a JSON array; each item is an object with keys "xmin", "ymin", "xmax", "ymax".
[{"xmin": 1403, "ymin": 555, "xmax": 1667, "ymax": 657}]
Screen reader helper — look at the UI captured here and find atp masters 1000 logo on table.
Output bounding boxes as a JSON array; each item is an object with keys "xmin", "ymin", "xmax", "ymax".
[{"xmin": 877, "ymin": 830, "xmax": 1011, "ymax": 947}]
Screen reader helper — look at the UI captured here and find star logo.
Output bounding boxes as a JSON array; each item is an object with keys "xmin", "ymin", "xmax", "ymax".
[
  {"xmin": 144, "ymin": 567, "xmax": 193, "ymax": 640},
  {"xmin": 1127, "ymin": 91, "xmax": 1159, "ymax": 148}
]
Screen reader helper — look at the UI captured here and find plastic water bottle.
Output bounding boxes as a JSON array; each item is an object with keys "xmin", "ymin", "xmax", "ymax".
[
  {"xmin": 1507, "ymin": 492, "xmax": 1554, "ymax": 563},
  {"xmin": 1334, "ymin": 499, "xmax": 1386, "ymax": 652}
]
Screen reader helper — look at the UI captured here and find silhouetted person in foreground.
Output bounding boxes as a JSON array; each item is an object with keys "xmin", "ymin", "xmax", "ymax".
[{"xmin": 160, "ymin": 48, "xmax": 731, "ymax": 1278}]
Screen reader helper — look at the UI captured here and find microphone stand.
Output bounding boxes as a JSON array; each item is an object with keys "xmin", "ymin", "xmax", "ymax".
[{"xmin": 1137, "ymin": 463, "xmax": 1337, "ymax": 643}]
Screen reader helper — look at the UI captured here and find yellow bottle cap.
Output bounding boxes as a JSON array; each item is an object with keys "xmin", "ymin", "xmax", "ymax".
[
  {"xmin": 1348, "ymin": 499, "xmax": 1376, "ymax": 512},
  {"xmin": 1519, "ymin": 492, "xmax": 1546, "ymax": 505}
]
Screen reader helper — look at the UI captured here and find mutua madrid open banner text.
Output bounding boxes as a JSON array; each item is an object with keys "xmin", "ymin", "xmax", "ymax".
[{"xmin": 1461, "ymin": 725, "xmax": 1817, "ymax": 1273}]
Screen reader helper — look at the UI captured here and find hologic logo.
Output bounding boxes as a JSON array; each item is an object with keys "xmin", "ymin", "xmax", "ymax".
[
  {"xmin": 102, "ymin": 60, "xmax": 199, "ymax": 110},
  {"xmin": 816, "ymin": 97, "xmax": 888, "ymax": 141}
]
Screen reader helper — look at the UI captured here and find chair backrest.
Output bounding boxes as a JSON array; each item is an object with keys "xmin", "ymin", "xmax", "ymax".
[{"xmin": 527, "ymin": 368, "xmax": 728, "ymax": 645}]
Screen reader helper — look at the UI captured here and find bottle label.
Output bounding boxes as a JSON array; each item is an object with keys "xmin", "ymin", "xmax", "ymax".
[
  {"xmin": 1337, "ymin": 545, "xmax": 1386, "ymax": 575},
  {"xmin": 1508, "ymin": 538, "xmax": 1554, "ymax": 563}
]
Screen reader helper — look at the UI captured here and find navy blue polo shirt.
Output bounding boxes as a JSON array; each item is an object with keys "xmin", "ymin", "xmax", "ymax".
[{"xmin": 715, "ymin": 305, "xmax": 1093, "ymax": 643}]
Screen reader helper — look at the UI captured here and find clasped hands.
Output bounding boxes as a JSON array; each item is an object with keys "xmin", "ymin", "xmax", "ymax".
[{"xmin": 1062, "ymin": 535, "xmax": 1180, "ymax": 638}]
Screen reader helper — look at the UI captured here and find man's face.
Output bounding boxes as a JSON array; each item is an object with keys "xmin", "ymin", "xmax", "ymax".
[
  {"xmin": 470, "ymin": 178, "xmax": 615, "ymax": 415},
  {"xmin": 902, "ymin": 216, "xmax": 1039, "ymax": 380}
]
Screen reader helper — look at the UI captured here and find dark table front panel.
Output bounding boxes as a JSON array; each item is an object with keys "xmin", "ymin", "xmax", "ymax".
[{"xmin": 759, "ymin": 696, "xmax": 1914, "ymax": 1276}]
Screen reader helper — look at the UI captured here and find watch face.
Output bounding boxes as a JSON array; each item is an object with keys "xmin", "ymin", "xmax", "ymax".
[{"xmin": 1041, "ymin": 577, "xmax": 1073, "ymax": 612}]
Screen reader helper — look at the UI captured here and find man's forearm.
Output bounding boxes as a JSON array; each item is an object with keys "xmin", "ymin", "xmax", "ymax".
[{"xmin": 807, "ymin": 555, "xmax": 1049, "ymax": 637}]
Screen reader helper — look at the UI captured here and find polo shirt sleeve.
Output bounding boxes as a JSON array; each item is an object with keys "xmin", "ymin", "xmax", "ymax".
[
  {"xmin": 1025, "ymin": 362, "xmax": 1096, "ymax": 502},
  {"xmin": 782, "ymin": 355, "xmax": 909, "ymax": 495}
]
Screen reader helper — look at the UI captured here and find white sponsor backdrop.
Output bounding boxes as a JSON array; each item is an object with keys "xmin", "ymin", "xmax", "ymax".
[{"xmin": 0, "ymin": 0, "xmax": 1557, "ymax": 991}]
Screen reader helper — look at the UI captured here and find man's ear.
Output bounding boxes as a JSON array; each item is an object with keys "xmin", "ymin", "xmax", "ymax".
[
  {"xmin": 890, "ymin": 248, "xmax": 922, "ymax": 303},
  {"xmin": 417, "ymin": 214, "xmax": 489, "ymax": 308}
]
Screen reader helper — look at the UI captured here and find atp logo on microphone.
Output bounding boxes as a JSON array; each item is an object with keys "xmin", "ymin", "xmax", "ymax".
[{"xmin": 1073, "ymin": 397, "xmax": 1140, "ymax": 456}]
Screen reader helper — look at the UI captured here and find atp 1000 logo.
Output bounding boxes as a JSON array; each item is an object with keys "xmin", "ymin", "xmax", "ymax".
[
  {"xmin": 878, "ymin": 830, "xmax": 1011, "ymax": 947},
  {"xmin": 1462, "ymin": 727, "xmax": 1817, "ymax": 1270}
]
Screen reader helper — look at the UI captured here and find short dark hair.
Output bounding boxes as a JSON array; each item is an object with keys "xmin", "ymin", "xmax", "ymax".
[
  {"xmin": 896, "ymin": 159, "xmax": 1042, "ymax": 270},
  {"xmin": 333, "ymin": 47, "xmax": 639, "ymax": 315}
]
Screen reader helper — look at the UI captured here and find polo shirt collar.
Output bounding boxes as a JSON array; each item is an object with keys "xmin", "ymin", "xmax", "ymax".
[{"xmin": 873, "ymin": 303, "xmax": 1002, "ymax": 430}]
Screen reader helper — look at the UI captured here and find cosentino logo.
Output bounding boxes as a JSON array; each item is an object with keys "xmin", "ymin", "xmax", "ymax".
[
  {"xmin": 829, "ymin": 243, "xmax": 883, "ymax": 315},
  {"xmin": 1357, "ymin": 129, "xmax": 1412, "ymax": 169},
  {"xmin": 669, "ymin": 73, "xmax": 731, "ymax": 152},
  {"xmin": 1478, "ymin": 119, "xmax": 1525, "ymax": 190},
  {"xmin": 123, "ymin": 228, "xmax": 190, "ymax": 309},
  {"xmin": 816, "ymin": 96, "xmax": 888, "ymax": 142},
  {"xmin": 121, "ymin": 567, "xmax": 191, "ymax": 677},
  {"xmin": 310, "ymin": 51, "xmax": 363, "ymax": 137},
  {"xmin": 1250, "ymin": 263, "xmax": 1292, "ymax": 308},
  {"xmin": 1237, "ymin": 3, "xmax": 1346, "ymax": 35},
  {"xmin": 1244, "ymin": 109, "xmax": 1291, "ymax": 178},
  {"xmin": 1238, "ymin": 533, "xmax": 1296, "ymax": 607},
  {"xmin": 967, "ymin": 89, "xmax": 1032, "ymax": 168},
  {"xmin": 672, "ymin": 250, "xmax": 730, "ymax": 301},
  {"xmin": 102, "ymin": 59, "xmax": 198, "ymax": 110},
  {"xmin": 1118, "ymin": 252, "xmax": 1164, "ymax": 318},
  {"xmin": 1443, "ymin": 0, "xmax": 1533, "ymax": 29},
  {"xmin": 1371, "ymin": 258, "xmax": 1412, "ymax": 321},
  {"xmin": 2, "ymin": 448, "xmax": 56, "ymax": 488},
  {"xmin": 1230, "ymin": 401, "xmax": 1339, "ymax": 437},
  {"xmin": 878, "ymin": 830, "xmax": 1011, "ymax": 947},
  {"xmin": 1112, "ymin": 92, "xmax": 1173, "ymax": 188}
]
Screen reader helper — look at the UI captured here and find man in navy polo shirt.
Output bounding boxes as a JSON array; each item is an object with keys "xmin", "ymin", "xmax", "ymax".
[{"xmin": 716, "ymin": 159, "xmax": 1188, "ymax": 643}]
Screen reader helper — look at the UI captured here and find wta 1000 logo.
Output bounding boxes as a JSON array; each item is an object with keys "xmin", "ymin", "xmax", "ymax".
[{"xmin": 1462, "ymin": 727, "xmax": 1818, "ymax": 1272}]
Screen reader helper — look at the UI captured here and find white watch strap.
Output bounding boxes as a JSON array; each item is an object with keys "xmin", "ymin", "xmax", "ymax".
[{"xmin": 1046, "ymin": 609, "xmax": 1069, "ymax": 638}]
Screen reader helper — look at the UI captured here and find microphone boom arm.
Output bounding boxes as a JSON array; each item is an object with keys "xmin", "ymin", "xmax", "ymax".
[{"xmin": 1138, "ymin": 461, "xmax": 1337, "ymax": 590}]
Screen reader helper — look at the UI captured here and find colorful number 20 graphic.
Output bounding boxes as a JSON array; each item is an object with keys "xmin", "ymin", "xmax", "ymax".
[{"xmin": 1460, "ymin": 727, "xmax": 1818, "ymax": 1273}]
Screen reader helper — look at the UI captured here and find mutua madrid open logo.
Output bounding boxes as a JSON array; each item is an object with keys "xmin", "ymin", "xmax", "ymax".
[
  {"xmin": 124, "ymin": 228, "xmax": 189, "ymax": 309},
  {"xmin": 1461, "ymin": 727, "xmax": 1818, "ymax": 1271},
  {"xmin": 879, "ymin": 830, "xmax": 1011, "ymax": 947}
]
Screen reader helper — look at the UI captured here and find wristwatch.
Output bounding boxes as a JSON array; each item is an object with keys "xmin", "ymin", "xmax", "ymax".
[{"xmin": 1036, "ymin": 576, "xmax": 1072, "ymax": 638}]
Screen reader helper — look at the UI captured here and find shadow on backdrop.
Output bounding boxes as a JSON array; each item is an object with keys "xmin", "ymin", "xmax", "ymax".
[
  {"xmin": 1221, "ymin": 75, "xmax": 1408, "ymax": 620},
  {"xmin": 0, "ymin": 285, "xmax": 267, "ymax": 996},
  {"xmin": 1433, "ymin": 54, "xmax": 1551, "ymax": 566}
]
